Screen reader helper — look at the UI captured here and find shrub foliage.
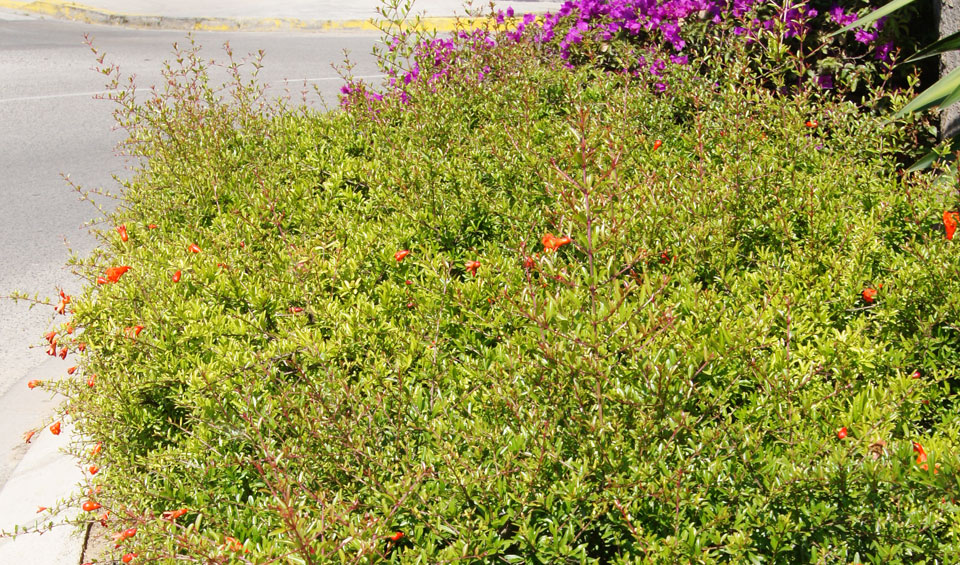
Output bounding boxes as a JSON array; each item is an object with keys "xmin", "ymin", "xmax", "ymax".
[{"xmin": 40, "ymin": 8, "xmax": 960, "ymax": 564}]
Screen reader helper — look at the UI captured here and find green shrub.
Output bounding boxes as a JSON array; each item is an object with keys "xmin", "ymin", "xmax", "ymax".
[{"xmin": 47, "ymin": 18, "xmax": 960, "ymax": 565}]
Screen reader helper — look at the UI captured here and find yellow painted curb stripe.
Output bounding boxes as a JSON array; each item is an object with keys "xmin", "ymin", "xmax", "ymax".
[{"xmin": 0, "ymin": 0, "xmax": 504, "ymax": 32}]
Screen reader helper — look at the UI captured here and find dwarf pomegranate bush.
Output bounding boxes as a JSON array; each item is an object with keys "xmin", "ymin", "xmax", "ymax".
[{"xmin": 34, "ymin": 4, "xmax": 960, "ymax": 564}]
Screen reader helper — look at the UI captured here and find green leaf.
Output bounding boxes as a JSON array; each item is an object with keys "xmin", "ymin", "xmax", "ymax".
[
  {"xmin": 827, "ymin": 0, "xmax": 916, "ymax": 37},
  {"xmin": 894, "ymin": 65, "xmax": 960, "ymax": 118},
  {"xmin": 907, "ymin": 135, "xmax": 960, "ymax": 171},
  {"xmin": 940, "ymin": 82, "xmax": 960, "ymax": 109},
  {"xmin": 905, "ymin": 30, "xmax": 960, "ymax": 63}
]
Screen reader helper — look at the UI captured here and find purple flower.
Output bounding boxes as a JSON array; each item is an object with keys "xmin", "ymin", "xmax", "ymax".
[
  {"xmin": 875, "ymin": 41, "xmax": 894, "ymax": 62},
  {"xmin": 854, "ymin": 28, "xmax": 878, "ymax": 44},
  {"xmin": 817, "ymin": 74, "xmax": 834, "ymax": 90},
  {"xmin": 654, "ymin": 82, "xmax": 668, "ymax": 93},
  {"xmin": 828, "ymin": 5, "xmax": 858, "ymax": 27},
  {"xmin": 506, "ymin": 6, "xmax": 514, "ymax": 18}
]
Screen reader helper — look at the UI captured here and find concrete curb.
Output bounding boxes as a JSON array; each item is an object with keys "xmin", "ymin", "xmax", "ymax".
[{"xmin": 0, "ymin": 0, "xmax": 485, "ymax": 32}]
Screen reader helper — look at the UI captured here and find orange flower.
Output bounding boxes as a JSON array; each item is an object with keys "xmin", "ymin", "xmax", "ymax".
[
  {"xmin": 90, "ymin": 441, "xmax": 102, "ymax": 457},
  {"xmin": 861, "ymin": 287, "xmax": 878, "ymax": 304},
  {"xmin": 124, "ymin": 325, "xmax": 144, "ymax": 338},
  {"xmin": 117, "ymin": 225, "xmax": 128, "ymax": 242},
  {"xmin": 188, "ymin": 243, "xmax": 201, "ymax": 254},
  {"xmin": 89, "ymin": 465, "xmax": 99, "ymax": 475},
  {"xmin": 148, "ymin": 224, "xmax": 158, "ymax": 229},
  {"xmin": 162, "ymin": 508, "xmax": 189, "ymax": 521},
  {"xmin": 37, "ymin": 506, "xmax": 47, "ymax": 513},
  {"xmin": 105, "ymin": 266, "xmax": 130, "ymax": 283},
  {"xmin": 389, "ymin": 531, "xmax": 404, "ymax": 542},
  {"xmin": 23, "ymin": 430, "xmax": 35, "ymax": 443},
  {"xmin": 465, "ymin": 260, "xmax": 480, "ymax": 276},
  {"xmin": 945, "ymin": 210, "xmax": 959, "ymax": 241},
  {"xmin": 913, "ymin": 441, "xmax": 927, "ymax": 464},
  {"xmin": 46, "ymin": 342, "xmax": 57, "ymax": 356},
  {"xmin": 59, "ymin": 346, "xmax": 68, "ymax": 359},
  {"xmin": 121, "ymin": 553, "xmax": 136, "ymax": 563},
  {"xmin": 805, "ymin": 119, "xmax": 818, "ymax": 128},
  {"xmin": 96, "ymin": 276, "xmax": 108, "ymax": 285},
  {"xmin": 542, "ymin": 233, "xmax": 572, "ymax": 252},
  {"xmin": 221, "ymin": 536, "xmax": 245, "ymax": 552},
  {"xmin": 44, "ymin": 330, "xmax": 57, "ymax": 344},
  {"xmin": 82, "ymin": 500, "xmax": 101, "ymax": 512},
  {"xmin": 172, "ymin": 270, "xmax": 181, "ymax": 283},
  {"xmin": 28, "ymin": 379, "xmax": 41, "ymax": 389},
  {"xmin": 837, "ymin": 427, "xmax": 847, "ymax": 439},
  {"xmin": 67, "ymin": 366, "xmax": 77, "ymax": 375},
  {"xmin": 87, "ymin": 374, "xmax": 96, "ymax": 388},
  {"xmin": 49, "ymin": 421, "xmax": 61, "ymax": 435},
  {"xmin": 394, "ymin": 249, "xmax": 410, "ymax": 262},
  {"xmin": 77, "ymin": 342, "xmax": 86, "ymax": 352},
  {"xmin": 652, "ymin": 139, "xmax": 662, "ymax": 151}
]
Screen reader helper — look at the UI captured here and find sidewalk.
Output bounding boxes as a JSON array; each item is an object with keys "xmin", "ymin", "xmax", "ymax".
[
  {"xmin": 0, "ymin": 0, "xmax": 564, "ymax": 32},
  {"xmin": 0, "ymin": 369, "xmax": 83, "ymax": 565}
]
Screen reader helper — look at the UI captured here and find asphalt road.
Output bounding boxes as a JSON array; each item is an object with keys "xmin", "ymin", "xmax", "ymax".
[{"xmin": 0, "ymin": 11, "xmax": 379, "ymax": 493}]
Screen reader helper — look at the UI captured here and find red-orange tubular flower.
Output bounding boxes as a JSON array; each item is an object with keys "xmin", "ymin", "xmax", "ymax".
[
  {"xmin": 945, "ymin": 210, "xmax": 959, "ymax": 241},
  {"xmin": 162, "ymin": 508, "xmax": 189, "ymax": 521},
  {"xmin": 542, "ymin": 233, "xmax": 572, "ymax": 252},
  {"xmin": 105, "ymin": 266, "xmax": 130, "ymax": 283}
]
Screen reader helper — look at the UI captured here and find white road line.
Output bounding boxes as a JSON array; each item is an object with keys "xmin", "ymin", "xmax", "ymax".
[
  {"xmin": 0, "ymin": 74, "xmax": 386, "ymax": 104},
  {"xmin": 0, "ymin": 90, "xmax": 110, "ymax": 103}
]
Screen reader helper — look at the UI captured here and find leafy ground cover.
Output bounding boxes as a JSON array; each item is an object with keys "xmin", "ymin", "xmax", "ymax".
[{"xmin": 16, "ymin": 0, "xmax": 960, "ymax": 562}]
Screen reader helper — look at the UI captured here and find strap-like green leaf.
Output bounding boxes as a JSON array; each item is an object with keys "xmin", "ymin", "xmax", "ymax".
[
  {"xmin": 894, "ymin": 65, "xmax": 960, "ymax": 117},
  {"xmin": 827, "ymin": 0, "xmax": 916, "ymax": 37},
  {"xmin": 904, "ymin": 30, "xmax": 960, "ymax": 63},
  {"xmin": 907, "ymin": 135, "xmax": 960, "ymax": 171},
  {"xmin": 939, "ymin": 81, "xmax": 960, "ymax": 109}
]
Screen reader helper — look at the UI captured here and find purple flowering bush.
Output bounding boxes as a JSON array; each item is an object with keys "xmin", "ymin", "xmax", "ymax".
[{"xmin": 345, "ymin": 0, "xmax": 937, "ymax": 121}]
